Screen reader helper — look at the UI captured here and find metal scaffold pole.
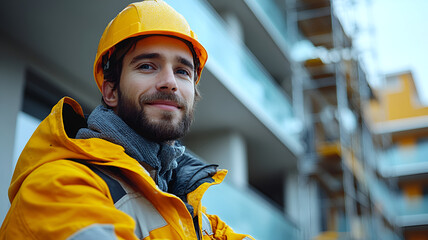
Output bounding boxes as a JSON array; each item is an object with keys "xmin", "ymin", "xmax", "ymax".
[
  {"xmin": 285, "ymin": 0, "xmax": 317, "ymax": 238},
  {"xmin": 331, "ymin": 0, "xmax": 358, "ymax": 239}
]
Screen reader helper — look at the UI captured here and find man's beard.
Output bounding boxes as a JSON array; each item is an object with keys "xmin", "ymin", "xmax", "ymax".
[{"xmin": 116, "ymin": 89, "xmax": 194, "ymax": 143}]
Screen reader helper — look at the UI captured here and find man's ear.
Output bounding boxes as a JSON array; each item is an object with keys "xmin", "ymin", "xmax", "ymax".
[{"xmin": 102, "ymin": 81, "xmax": 118, "ymax": 108}]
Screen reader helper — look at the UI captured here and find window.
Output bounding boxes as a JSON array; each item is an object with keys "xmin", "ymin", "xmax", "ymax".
[
  {"xmin": 13, "ymin": 112, "xmax": 40, "ymax": 167},
  {"xmin": 13, "ymin": 68, "xmax": 89, "ymax": 167}
]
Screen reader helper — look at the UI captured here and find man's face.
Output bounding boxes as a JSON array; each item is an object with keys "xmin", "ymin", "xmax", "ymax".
[{"xmin": 115, "ymin": 36, "xmax": 196, "ymax": 142}]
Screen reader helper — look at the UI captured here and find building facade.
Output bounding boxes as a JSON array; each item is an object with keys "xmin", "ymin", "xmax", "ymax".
[{"xmin": 366, "ymin": 71, "xmax": 428, "ymax": 240}]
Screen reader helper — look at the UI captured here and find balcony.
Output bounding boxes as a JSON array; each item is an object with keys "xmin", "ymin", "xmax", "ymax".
[
  {"xmin": 397, "ymin": 195, "xmax": 428, "ymax": 227},
  {"xmin": 379, "ymin": 138, "xmax": 428, "ymax": 177},
  {"xmin": 205, "ymin": 0, "xmax": 295, "ymax": 95},
  {"xmin": 367, "ymin": 154, "xmax": 428, "ymax": 228}
]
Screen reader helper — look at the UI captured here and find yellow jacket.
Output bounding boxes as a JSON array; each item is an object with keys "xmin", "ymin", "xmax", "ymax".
[{"xmin": 0, "ymin": 97, "xmax": 254, "ymax": 240}]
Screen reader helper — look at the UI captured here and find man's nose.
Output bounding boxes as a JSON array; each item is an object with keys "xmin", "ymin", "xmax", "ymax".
[{"xmin": 156, "ymin": 68, "xmax": 178, "ymax": 92}]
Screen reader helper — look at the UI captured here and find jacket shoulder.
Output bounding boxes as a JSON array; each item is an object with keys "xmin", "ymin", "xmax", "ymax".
[{"xmin": 2, "ymin": 160, "xmax": 137, "ymax": 240}]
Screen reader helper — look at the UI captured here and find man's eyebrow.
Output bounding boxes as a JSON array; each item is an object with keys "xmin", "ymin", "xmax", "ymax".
[
  {"xmin": 177, "ymin": 56, "xmax": 194, "ymax": 70},
  {"xmin": 130, "ymin": 53, "xmax": 160, "ymax": 65}
]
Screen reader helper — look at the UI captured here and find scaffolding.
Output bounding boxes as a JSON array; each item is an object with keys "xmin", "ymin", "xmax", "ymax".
[{"xmin": 287, "ymin": 0, "xmax": 400, "ymax": 238}]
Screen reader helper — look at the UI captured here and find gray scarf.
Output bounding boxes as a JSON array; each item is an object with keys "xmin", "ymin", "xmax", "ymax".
[{"xmin": 76, "ymin": 105, "xmax": 185, "ymax": 192}]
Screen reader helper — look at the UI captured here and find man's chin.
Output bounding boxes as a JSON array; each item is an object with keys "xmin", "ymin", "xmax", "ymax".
[
  {"xmin": 138, "ymin": 123, "xmax": 186, "ymax": 142},
  {"xmin": 146, "ymin": 120, "xmax": 181, "ymax": 131},
  {"xmin": 144, "ymin": 110, "xmax": 183, "ymax": 124}
]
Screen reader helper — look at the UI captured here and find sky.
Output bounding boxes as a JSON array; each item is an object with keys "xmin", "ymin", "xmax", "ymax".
[{"xmin": 355, "ymin": 0, "xmax": 428, "ymax": 104}]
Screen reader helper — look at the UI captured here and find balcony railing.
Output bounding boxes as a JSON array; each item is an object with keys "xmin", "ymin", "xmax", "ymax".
[
  {"xmin": 168, "ymin": 0, "xmax": 302, "ymax": 154},
  {"xmin": 246, "ymin": 0, "xmax": 290, "ymax": 46},
  {"xmin": 367, "ymin": 170, "xmax": 428, "ymax": 228},
  {"xmin": 365, "ymin": 172, "xmax": 399, "ymax": 220},
  {"xmin": 202, "ymin": 182, "xmax": 300, "ymax": 239},
  {"xmin": 379, "ymin": 138, "xmax": 428, "ymax": 177},
  {"xmin": 395, "ymin": 194, "xmax": 428, "ymax": 228},
  {"xmin": 399, "ymin": 195, "xmax": 428, "ymax": 216},
  {"xmin": 372, "ymin": 216, "xmax": 402, "ymax": 240}
]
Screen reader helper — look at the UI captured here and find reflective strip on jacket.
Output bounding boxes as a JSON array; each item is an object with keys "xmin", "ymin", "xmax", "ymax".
[{"xmin": 0, "ymin": 97, "xmax": 255, "ymax": 240}]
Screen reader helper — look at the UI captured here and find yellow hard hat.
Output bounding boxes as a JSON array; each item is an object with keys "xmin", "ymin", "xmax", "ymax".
[{"xmin": 93, "ymin": 0, "xmax": 208, "ymax": 91}]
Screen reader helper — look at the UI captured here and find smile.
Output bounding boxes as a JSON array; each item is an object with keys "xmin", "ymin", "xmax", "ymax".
[{"xmin": 146, "ymin": 100, "xmax": 182, "ymax": 111}]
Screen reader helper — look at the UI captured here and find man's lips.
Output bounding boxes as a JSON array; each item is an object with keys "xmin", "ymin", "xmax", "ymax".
[{"xmin": 145, "ymin": 100, "xmax": 182, "ymax": 111}]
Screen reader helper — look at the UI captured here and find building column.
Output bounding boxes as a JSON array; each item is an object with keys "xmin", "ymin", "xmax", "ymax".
[
  {"xmin": 0, "ymin": 40, "xmax": 25, "ymax": 221},
  {"xmin": 285, "ymin": 172, "xmax": 320, "ymax": 238},
  {"xmin": 185, "ymin": 130, "xmax": 248, "ymax": 189}
]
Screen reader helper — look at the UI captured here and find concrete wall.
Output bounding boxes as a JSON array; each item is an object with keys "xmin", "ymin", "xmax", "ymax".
[
  {"xmin": 0, "ymin": 40, "xmax": 26, "ymax": 222},
  {"xmin": 184, "ymin": 130, "xmax": 249, "ymax": 189},
  {"xmin": 286, "ymin": 173, "xmax": 320, "ymax": 238}
]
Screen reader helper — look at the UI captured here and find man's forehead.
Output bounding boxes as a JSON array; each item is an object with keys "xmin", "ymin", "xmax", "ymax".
[{"xmin": 131, "ymin": 36, "xmax": 194, "ymax": 60}]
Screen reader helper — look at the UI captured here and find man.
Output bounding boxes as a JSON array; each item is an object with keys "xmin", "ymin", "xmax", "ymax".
[{"xmin": 0, "ymin": 1, "xmax": 254, "ymax": 239}]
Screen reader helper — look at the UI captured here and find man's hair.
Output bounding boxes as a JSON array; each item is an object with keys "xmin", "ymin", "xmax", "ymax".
[{"xmin": 101, "ymin": 35, "xmax": 201, "ymax": 106}]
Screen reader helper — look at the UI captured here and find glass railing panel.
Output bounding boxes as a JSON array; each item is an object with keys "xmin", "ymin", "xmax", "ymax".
[
  {"xmin": 167, "ymin": 0, "xmax": 302, "ymax": 152},
  {"xmin": 202, "ymin": 182, "xmax": 300, "ymax": 239},
  {"xmin": 385, "ymin": 138, "xmax": 428, "ymax": 165},
  {"xmin": 379, "ymin": 138, "xmax": 428, "ymax": 175},
  {"xmin": 249, "ymin": 0, "xmax": 288, "ymax": 39},
  {"xmin": 399, "ymin": 194, "xmax": 428, "ymax": 216},
  {"xmin": 373, "ymin": 217, "xmax": 403, "ymax": 240},
  {"xmin": 365, "ymin": 171, "xmax": 398, "ymax": 218}
]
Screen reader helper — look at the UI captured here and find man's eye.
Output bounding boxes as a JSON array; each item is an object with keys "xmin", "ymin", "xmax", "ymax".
[
  {"xmin": 138, "ymin": 64, "xmax": 153, "ymax": 70},
  {"xmin": 176, "ymin": 69, "xmax": 190, "ymax": 76}
]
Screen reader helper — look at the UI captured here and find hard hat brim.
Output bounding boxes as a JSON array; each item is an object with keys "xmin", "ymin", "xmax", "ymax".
[{"xmin": 94, "ymin": 30, "xmax": 208, "ymax": 92}]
